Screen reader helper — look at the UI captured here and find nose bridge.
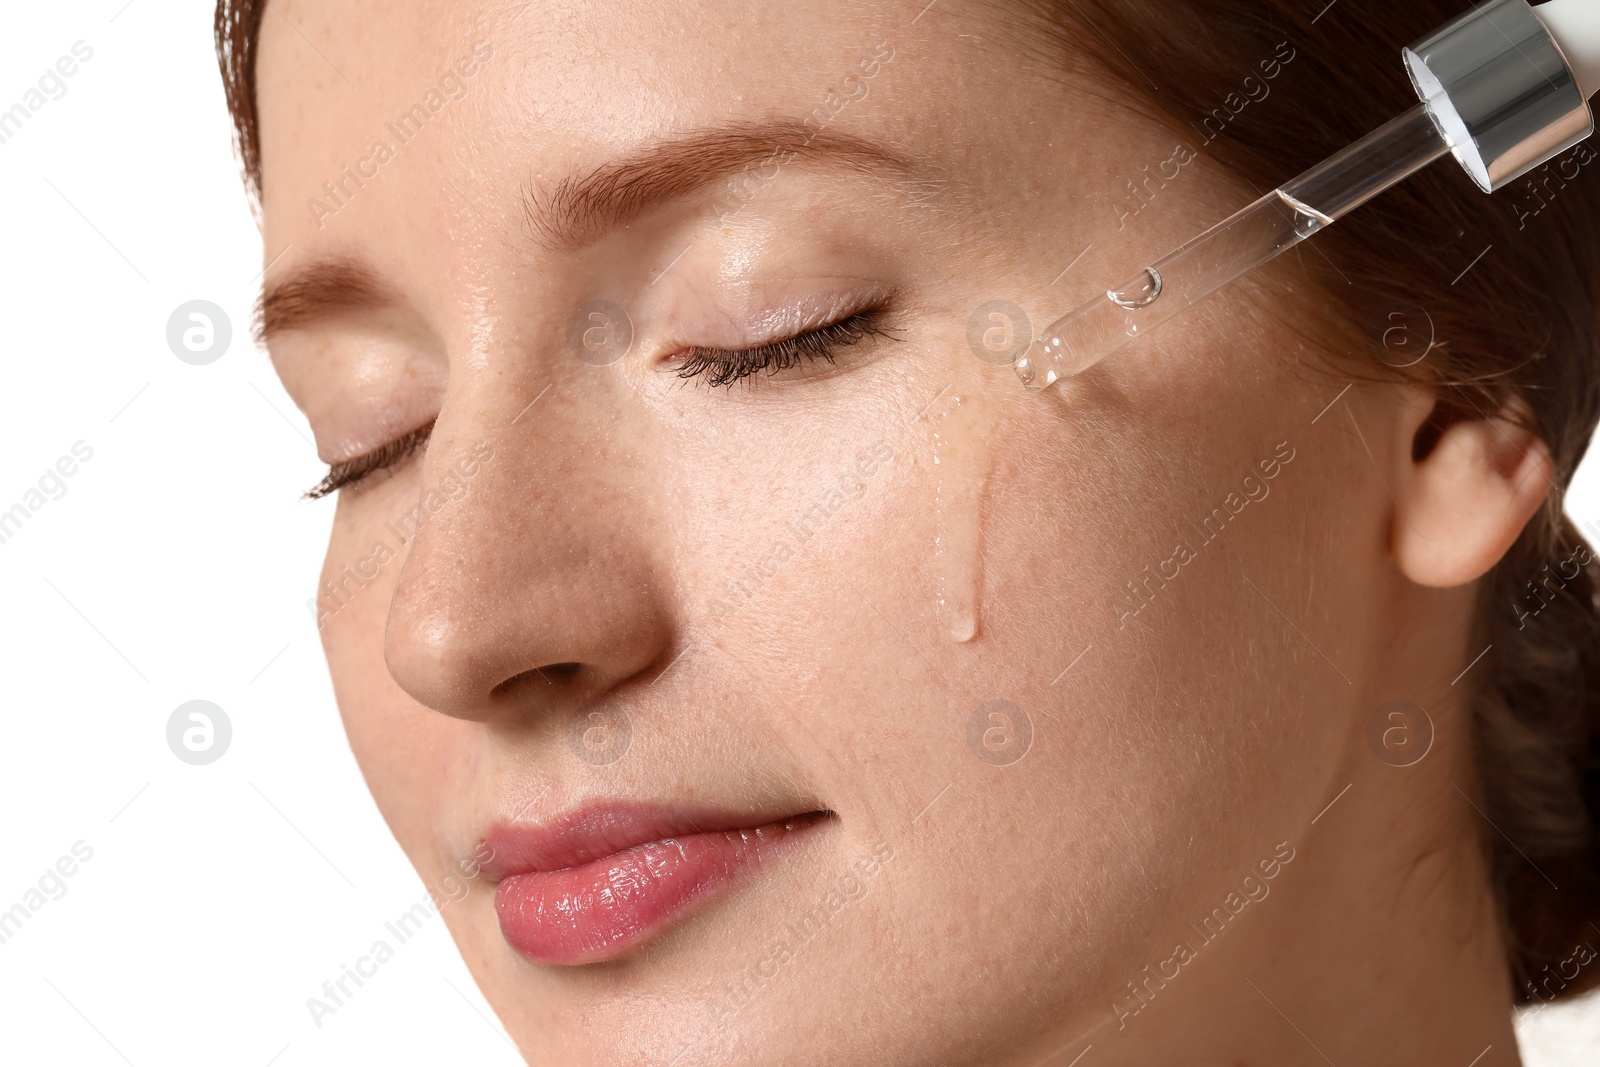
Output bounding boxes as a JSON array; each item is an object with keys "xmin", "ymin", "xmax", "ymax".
[{"xmin": 382, "ymin": 375, "xmax": 675, "ymax": 721}]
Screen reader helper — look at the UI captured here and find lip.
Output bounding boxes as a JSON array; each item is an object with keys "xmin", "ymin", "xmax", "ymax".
[{"xmin": 483, "ymin": 804, "xmax": 831, "ymax": 966}]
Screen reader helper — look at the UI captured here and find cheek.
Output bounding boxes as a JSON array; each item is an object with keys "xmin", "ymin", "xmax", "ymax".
[
  {"xmin": 910, "ymin": 302, "xmax": 1383, "ymax": 1001},
  {"xmin": 318, "ymin": 482, "xmax": 469, "ymax": 859}
]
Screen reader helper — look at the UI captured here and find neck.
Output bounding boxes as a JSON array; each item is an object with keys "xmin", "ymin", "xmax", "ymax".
[{"xmin": 1004, "ymin": 692, "xmax": 1519, "ymax": 1066}]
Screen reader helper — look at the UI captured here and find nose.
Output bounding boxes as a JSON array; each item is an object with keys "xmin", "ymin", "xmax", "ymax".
[{"xmin": 383, "ymin": 385, "xmax": 676, "ymax": 723}]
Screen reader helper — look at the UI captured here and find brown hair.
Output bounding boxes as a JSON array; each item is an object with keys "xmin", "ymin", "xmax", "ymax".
[
  {"xmin": 215, "ymin": 0, "xmax": 1600, "ymax": 1004},
  {"xmin": 1029, "ymin": 0, "xmax": 1600, "ymax": 1003},
  {"xmin": 214, "ymin": 0, "xmax": 266, "ymax": 209}
]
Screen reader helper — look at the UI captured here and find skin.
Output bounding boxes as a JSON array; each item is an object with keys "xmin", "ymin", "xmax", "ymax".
[{"xmin": 256, "ymin": 1, "xmax": 1554, "ymax": 1063}]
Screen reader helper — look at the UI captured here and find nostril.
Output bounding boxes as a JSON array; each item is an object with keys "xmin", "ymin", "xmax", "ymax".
[
  {"xmin": 541, "ymin": 662, "xmax": 582, "ymax": 684},
  {"xmin": 493, "ymin": 662, "xmax": 582, "ymax": 698}
]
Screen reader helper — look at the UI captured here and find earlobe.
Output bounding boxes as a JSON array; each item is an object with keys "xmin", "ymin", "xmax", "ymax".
[{"xmin": 1391, "ymin": 398, "xmax": 1553, "ymax": 588}]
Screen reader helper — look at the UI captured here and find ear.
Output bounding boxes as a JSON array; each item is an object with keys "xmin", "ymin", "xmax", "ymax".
[{"xmin": 1391, "ymin": 390, "xmax": 1553, "ymax": 588}]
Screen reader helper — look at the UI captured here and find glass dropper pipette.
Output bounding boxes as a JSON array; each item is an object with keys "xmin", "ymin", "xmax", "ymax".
[
  {"xmin": 1013, "ymin": 0, "xmax": 1600, "ymax": 393},
  {"xmin": 1012, "ymin": 106, "xmax": 1447, "ymax": 390}
]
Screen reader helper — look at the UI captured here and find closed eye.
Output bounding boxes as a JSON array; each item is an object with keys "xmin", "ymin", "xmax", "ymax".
[
  {"xmin": 304, "ymin": 420, "xmax": 434, "ymax": 500},
  {"xmin": 303, "ymin": 308, "xmax": 901, "ymax": 497},
  {"xmin": 674, "ymin": 309, "xmax": 903, "ymax": 388}
]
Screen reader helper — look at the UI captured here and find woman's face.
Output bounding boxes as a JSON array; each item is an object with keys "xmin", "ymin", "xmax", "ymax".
[{"xmin": 257, "ymin": 1, "xmax": 1434, "ymax": 1062}]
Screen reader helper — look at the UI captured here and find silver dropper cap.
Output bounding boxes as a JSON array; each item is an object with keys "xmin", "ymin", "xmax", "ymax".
[{"xmin": 1403, "ymin": 0, "xmax": 1593, "ymax": 192}]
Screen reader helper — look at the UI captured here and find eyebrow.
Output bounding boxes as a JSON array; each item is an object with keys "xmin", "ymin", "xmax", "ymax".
[
  {"xmin": 255, "ymin": 258, "xmax": 393, "ymax": 343},
  {"xmin": 524, "ymin": 118, "xmax": 917, "ymax": 249},
  {"xmin": 257, "ymin": 119, "xmax": 917, "ymax": 340}
]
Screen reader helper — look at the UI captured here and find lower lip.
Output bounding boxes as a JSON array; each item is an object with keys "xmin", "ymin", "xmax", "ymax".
[{"xmin": 494, "ymin": 813, "xmax": 826, "ymax": 965}]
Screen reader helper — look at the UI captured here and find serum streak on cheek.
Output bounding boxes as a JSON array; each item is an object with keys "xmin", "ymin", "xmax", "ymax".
[{"xmin": 928, "ymin": 389, "xmax": 1003, "ymax": 643}]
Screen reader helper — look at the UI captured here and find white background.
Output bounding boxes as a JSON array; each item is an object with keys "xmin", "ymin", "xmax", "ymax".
[{"xmin": 0, "ymin": 2, "xmax": 1595, "ymax": 1065}]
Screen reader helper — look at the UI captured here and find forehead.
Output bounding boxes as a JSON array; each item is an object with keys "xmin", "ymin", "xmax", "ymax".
[
  {"xmin": 256, "ymin": 2, "xmax": 881, "ymax": 194},
  {"xmin": 251, "ymin": 0, "xmax": 1078, "ymax": 246}
]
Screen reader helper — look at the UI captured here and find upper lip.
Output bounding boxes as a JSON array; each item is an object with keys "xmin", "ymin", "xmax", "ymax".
[{"xmin": 478, "ymin": 802, "xmax": 830, "ymax": 881}]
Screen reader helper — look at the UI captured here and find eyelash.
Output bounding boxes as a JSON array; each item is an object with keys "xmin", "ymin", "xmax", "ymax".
[
  {"xmin": 304, "ymin": 421, "xmax": 434, "ymax": 500},
  {"xmin": 674, "ymin": 310, "xmax": 903, "ymax": 389},
  {"xmin": 305, "ymin": 311, "xmax": 901, "ymax": 496}
]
